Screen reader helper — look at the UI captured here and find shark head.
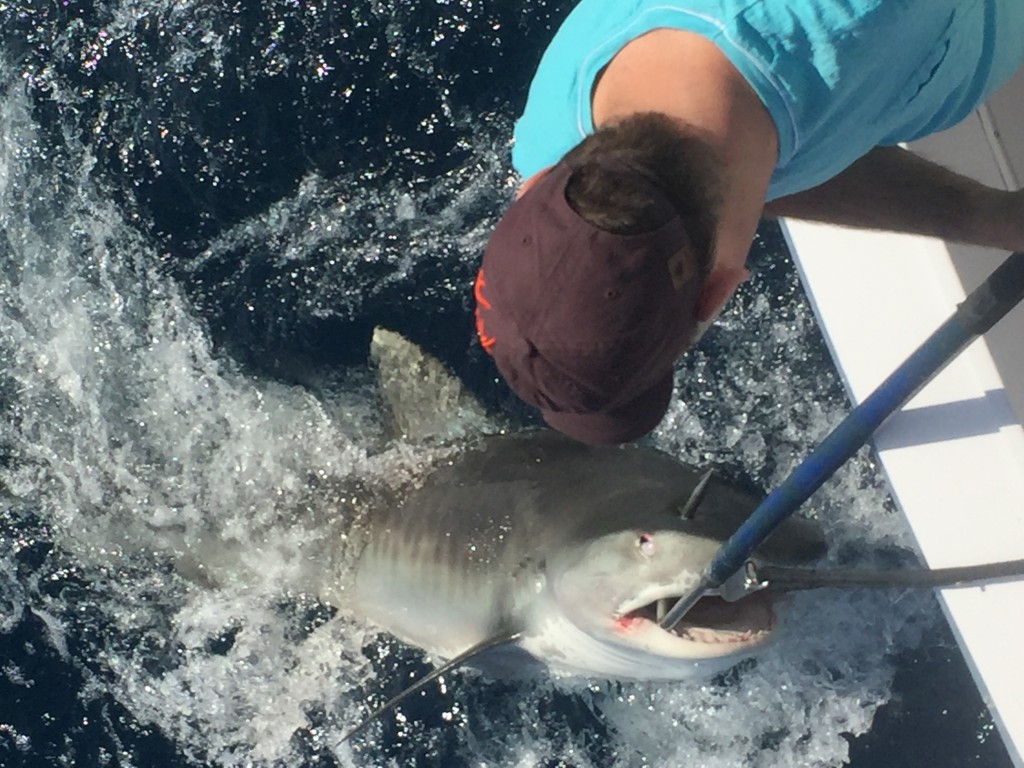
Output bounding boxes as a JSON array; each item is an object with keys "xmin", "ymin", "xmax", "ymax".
[
  {"xmin": 535, "ymin": 519, "xmax": 779, "ymax": 680},
  {"xmin": 513, "ymin": 457, "xmax": 827, "ymax": 681}
]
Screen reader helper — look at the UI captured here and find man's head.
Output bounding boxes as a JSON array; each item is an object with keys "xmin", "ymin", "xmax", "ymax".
[{"xmin": 475, "ymin": 113, "xmax": 724, "ymax": 444}]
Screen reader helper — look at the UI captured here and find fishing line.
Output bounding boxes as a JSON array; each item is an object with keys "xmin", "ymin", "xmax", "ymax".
[{"xmin": 759, "ymin": 558, "xmax": 1024, "ymax": 592}]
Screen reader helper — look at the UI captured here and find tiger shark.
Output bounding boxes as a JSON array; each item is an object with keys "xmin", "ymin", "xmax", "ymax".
[
  {"xmin": 339, "ymin": 330, "xmax": 826, "ymax": 735},
  {"xmin": 353, "ymin": 427, "xmax": 826, "ymax": 680}
]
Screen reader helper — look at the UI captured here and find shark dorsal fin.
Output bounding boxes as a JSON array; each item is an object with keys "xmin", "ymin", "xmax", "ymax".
[
  {"xmin": 679, "ymin": 468, "xmax": 715, "ymax": 520},
  {"xmin": 369, "ymin": 327, "xmax": 493, "ymax": 442},
  {"xmin": 341, "ymin": 628, "xmax": 524, "ymax": 743}
]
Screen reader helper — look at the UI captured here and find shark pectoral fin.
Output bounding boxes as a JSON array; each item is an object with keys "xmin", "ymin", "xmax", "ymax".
[{"xmin": 341, "ymin": 628, "xmax": 524, "ymax": 743}]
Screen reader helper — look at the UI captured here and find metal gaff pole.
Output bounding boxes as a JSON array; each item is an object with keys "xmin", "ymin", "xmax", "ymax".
[{"xmin": 661, "ymin": 250, "xmax": 1024, "ymax": 631}]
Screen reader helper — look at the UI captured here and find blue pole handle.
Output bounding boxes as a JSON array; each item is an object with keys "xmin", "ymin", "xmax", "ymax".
[{"xmin": 706, "ymin": 250, "xmax": 1024, "ymax": 587}]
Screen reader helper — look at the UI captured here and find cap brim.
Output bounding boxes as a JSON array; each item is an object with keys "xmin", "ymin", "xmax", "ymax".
[{"xmin": 539, "ymin": 373, "xmax": 673, "ymax": 445}]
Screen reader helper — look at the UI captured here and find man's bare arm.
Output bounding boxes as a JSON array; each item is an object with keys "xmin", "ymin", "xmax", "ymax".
[{"xmin": 763, "ymin": 145, "xmax": 1024, "ymax": 252}]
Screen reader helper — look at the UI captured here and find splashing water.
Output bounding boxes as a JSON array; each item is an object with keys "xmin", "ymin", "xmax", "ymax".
[{"xmin": 0, "ymin": 2, "xmax": 1007, "ymax": 767}]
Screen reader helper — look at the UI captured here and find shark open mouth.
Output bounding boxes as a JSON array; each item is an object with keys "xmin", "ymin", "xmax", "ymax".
[{"xmin": 620, "ymin": 591, "xmax": 774, "ymax": 644}]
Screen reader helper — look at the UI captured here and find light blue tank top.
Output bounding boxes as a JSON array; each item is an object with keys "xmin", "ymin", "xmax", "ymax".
[{"xmin": 512, "ymin": 0, "xmax": 1024, "ymax": 199}]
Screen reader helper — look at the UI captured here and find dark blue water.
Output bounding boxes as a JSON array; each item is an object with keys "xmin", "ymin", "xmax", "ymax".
[{"xmin": 0, "ymin": 2, "xmax": 1014, "ymax": 766}]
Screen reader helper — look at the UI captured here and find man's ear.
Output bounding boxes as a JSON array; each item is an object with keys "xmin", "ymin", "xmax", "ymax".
[{"xmin": 696, "ymin": 265, "xmax": 749, "ymax": 322}]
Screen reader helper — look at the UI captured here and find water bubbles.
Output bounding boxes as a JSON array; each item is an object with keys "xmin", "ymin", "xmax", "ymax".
[{"xmin": 395, "ymin": 192, "xmax": 417, "ymax": 221}]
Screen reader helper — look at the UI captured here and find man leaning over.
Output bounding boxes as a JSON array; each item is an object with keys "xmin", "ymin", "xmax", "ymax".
[{"xmin": 473, "ymin": 0, "xmax": 1024, "ymax": 445}]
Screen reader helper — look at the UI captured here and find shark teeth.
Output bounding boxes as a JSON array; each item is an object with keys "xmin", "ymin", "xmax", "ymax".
[
  {"xmin": 623, "ymin": 592, "xmax": 775, "ymax": 643},
  {"xmin": 674, "ymin": 625, "xmax": 765, "ymax": 644}
]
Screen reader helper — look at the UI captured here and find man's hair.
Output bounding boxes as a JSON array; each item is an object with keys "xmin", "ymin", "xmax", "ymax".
[{"xmin": 561, "ymin": 112, "xmax": 721, "ymax": 278}]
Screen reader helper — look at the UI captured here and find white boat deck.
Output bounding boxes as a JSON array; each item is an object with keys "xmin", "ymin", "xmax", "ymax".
[{"xmin": 783, "ymin": 67, "xmax": 1024, "ymax": 768}]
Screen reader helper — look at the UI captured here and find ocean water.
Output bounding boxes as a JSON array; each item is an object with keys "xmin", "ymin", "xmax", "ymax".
[{"xmin": 0, "ymin": 2, "xmax": 1014, "ymax": 767}]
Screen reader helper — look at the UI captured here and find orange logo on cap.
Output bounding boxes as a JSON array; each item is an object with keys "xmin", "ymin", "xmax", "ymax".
[{"xmin": 474, "ymin": 268, "xmax": 496, "ymax": 353}]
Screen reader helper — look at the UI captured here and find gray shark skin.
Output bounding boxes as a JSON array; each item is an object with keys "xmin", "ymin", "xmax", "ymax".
[{"xmin": 353, "ymin": 429, "xmax": 826, "ymax": 683}]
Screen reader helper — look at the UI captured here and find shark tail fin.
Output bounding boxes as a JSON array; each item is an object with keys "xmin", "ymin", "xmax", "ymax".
[{"xmin": 341, "ymin": 629, "xmax": 524, "ymax": 743}]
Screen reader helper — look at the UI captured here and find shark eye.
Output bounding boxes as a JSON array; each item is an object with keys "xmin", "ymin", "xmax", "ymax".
[{"xmin": 637, "ymin": 533, "xmax": 655, "ymax": 557}]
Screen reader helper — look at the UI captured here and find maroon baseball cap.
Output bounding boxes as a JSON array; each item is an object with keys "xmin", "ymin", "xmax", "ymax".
[{"xmin": 475, "ymin": 160, "xmax": 704, "ymax": 444}]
